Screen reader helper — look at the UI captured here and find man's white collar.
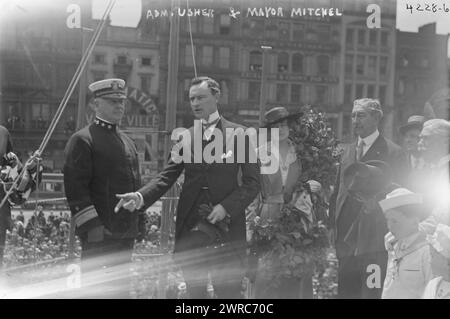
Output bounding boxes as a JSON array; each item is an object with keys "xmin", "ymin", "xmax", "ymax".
[
  {"xmin": 358, "ymin": 129, "xmax": 379, "ymax": 146},
  {"xmin": 201, "ymin": 111, "xmax": 220, "ymax": 125}
]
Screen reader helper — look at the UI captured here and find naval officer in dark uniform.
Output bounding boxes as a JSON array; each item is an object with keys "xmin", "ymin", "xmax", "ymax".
[{"xmin": 63, "ymin": 78, "xmax": 142, "ymax": 297}]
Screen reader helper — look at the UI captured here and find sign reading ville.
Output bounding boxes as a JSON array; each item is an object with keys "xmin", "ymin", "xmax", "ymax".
[{"xmin": 87, "ymin": 87, "xmax": 159, "ymax": 129}]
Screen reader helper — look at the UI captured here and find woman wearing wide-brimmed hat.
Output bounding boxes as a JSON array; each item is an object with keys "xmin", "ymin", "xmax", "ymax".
[
  {"xmin": 247, "ymin": 106, "xmax": 318, "ymax": 299},
  {"xmin": 257, "ymin": 107, "xmax": 304, "ymax": 222}
]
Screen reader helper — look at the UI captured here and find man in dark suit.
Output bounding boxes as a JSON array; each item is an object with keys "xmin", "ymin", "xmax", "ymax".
[
  {"xmin": 329, "ymin": 98, "xmax": 406, "ymax": 299},
  {"xmin": 116, "ymin": 76, "xmax": 260, "ymax": 298}
]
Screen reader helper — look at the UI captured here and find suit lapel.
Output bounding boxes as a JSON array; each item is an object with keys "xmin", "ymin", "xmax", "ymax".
[{"xmin": 361, "ymin": 135, "xmax": 385, "ymax": 161}]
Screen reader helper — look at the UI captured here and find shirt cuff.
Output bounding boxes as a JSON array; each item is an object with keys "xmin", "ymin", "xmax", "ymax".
[{"xmin": 136, "ymin": 192, "xmax": 144, "ymax": 209}]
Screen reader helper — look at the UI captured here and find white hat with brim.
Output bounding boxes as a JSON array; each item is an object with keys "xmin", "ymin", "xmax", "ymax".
[{"xmin": 379, "ymin": 188, "xmax": 423, "ymax": 213}]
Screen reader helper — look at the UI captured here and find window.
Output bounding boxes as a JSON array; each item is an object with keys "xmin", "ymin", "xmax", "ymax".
[
  {"xmin": 381, "ymin": 31, "xmax": 389, "ymax": 46},
  {"xmin": 249, "ymin": 50, "xmax": 262, "ymax": 71},
  {"xmin": 357, "ymin": 29, "xmax": 365, "ymax": 45},
  {"xmin": 368, "ymin": 56, "xmax": 377, "ymax": 77},
  {"xmin": 346, "ymin": 28, "xmax": 354, "ymax": 46},
  {"xmin": 344, "ymin": 83, "xmax": 352, "ymax": 104},
  {"xmin": 250, "ymin": 20, "xmax": 264, "ymax": 38},
  {"xmin": 279, "ymin": 22, "xmax": 290, "ymax": 40},
  {"xmin": 32, "ymin": 103, "xmax": 50, "ymax": 129},
  {"xmin": 92, "ymin": 71, "xmax": 106, "ymax": 82},
  {"xmin": 345, "ymin": 54, "xmax": 353, "ymax": 74},
  {"xmin": 276, "ymin": 83, "xmax": 288, "ymax": 103},
  {"xmin": 278, "ymin": 52, "xmax": 289, "ymax": 73},
  {"xmin": 202, "ymin": 17, "xmax": 214, "ymax": 34},
  {"xmin": 219, "ymin": 14, "xmax": 231, "ymax": 35},
  {"xmin": 378, "ymin": 85, "xmax": 386, "ymax": 105},
  {"xmin": 184, "ymin": 79, "xmax": 191, "ymax": 101},
  {"xmin": 380, "ymin": 56, "xmax": 388, "ymax": 75},
  {"xmin": 315, "ymin": 85, "xmax": 328, "ymax": 105},
  {"xmin": 306, "ymin": 28, "xmax": 317, "ymax": 41},
  {"xmin": 185, "ymin": 17, "xmax": 198, "ymax": 34},
  {"xmin": 400, "ymin": 54, "xmax": 409, "ymax": 67},
  {"xmin": 293, "ymin": 23, "xmax": 304, "ymax": 40},
  {"xmin": 219, "ymin": 47, "xmax": 230, "ymax": 69},
  {"xmin": 367, "ymin": 84, "xmax": 375, "ymax": 98},
  {"xmin": 292, "ymin": 53, "xmax": 303, "ymax": 73},
  {"xmin": 185, "ymin": 44, "xmax": 196, "ymax": 67},
  {"xmin": 266, "ymin": 24, "xmax": 278, "ymax": 39},
  {"xmin": 317, "ymin": 55, "xmax": 330, "ymax": 75},
  {"xmin": 202, "ymin": 46, "xmax": 213, "ymax": 67},
  {"xmin": 317, "ymin": 25, "xmax": 330, "ymax": 42},
  {"xmin": 117, "ymin": 55, "xmax": 127, "ymax": 64},
  {"xmin": 140, "ymin": 75, "xmax": 152, "ymax": 94},
  {"xmin": 291, "ymin": 84, "xmax": 302, "ymax": 103},
  {"xmin": 355, "ymin": 84, "xmax": 364, "ymax": 98},
  {"xmin": 141, "ymin": 57, "xmax": 152, "ymax": 66},
  {"xmin": 248, "ymin": 81, "xmax": 261, "ymax": 102},
  {"xmin": 356, "ymin": 56, "xmax": 365, "ymax": 75},
  {"xmin": 220, "ymin": 80, "xmax": 230, "ymax": 104},
  {"xmin": 398, "ymin": 79, "xmax": 405, "ymax": 96},
  {"xmin": 369, "ymin": 30, "xmax": 377, "ymax": 46},
  {"xmin": 420, "ymin": 57, "xmax": 429, "ymax": 68},
  {"xmin": 94, "ymin": 54, "xmax": 105, "ymax": 64}
]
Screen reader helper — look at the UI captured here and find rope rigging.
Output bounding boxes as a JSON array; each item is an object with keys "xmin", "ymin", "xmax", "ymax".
[{"xmin": 186, "ymin": 0, "xmax": 198, "ymax": 78}]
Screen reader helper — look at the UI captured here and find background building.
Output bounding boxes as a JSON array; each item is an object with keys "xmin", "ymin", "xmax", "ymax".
[
  {"xmin": 340, "ymin": 0, "xmax": 397, "ymax": 141},
  {"xmin": 0, "ymin": 0, "xmax": 86, "ymax": 171},
  {"xmin": 395, "ymin": 23, "xmax": 449, "ymax": 135}
]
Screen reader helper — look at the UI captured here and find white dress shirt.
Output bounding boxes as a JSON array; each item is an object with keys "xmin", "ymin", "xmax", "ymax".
[
  {"xmin": 357, "ymin": 129, "xmax": 379, "ymax": 158},
  {"xmin": 201, "ymin": 111, "xmax": 220, "ymax": 141}
]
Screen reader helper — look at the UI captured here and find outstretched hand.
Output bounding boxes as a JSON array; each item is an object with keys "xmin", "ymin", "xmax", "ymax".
[{"xmin": 115, "ymin": 192, "xmax": 141, "ymax": 213}]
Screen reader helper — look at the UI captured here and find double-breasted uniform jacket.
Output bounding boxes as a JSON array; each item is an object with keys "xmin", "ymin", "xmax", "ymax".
[
  {"xmin": 138, "ymin": 117, "xmax": 260, "ymax": 251},
  {"xmin": 330, "ymin": 134, "xmax": 406, "ymax": 258},
  {"xmin": 63, "ymin": 118, "xmax": 142, "ymax": 239}
]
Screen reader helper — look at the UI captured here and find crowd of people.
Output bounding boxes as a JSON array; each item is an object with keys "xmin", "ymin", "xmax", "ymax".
[{"xmin": 2, "ymin": 209, "xmax": 80, "ymax": 268}]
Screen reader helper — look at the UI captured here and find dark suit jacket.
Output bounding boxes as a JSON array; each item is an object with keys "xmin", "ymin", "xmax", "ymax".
[
  {"xmin": 329, "ymin": 134, "xmax": 406, "ymax": 258},
  {"xmin": 138, "ymin": 117, "xmax": 260, "ymax": 250}
]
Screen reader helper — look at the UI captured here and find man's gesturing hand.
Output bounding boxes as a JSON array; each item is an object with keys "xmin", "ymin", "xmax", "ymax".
[
  {"xmin": 115, "ymin": 192, "xmax": 142, "ymax": 213},
  {"xmin": 207, "ymin": 204, "xmax": 227, "ymax": 224}
]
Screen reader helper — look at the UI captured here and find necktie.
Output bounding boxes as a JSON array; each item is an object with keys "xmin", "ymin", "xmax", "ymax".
[
  {"xmin": 202, "ymin": 118, "xmax": 220, "ymax": 141},
  {"xmin": 356, "ymin": 140, "xmax": 365, "ymax": 161}
]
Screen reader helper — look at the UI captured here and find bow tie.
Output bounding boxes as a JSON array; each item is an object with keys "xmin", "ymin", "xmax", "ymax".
[{"xmin": 202, "ymin": 118, "xmax": 220, "ymax": 129}]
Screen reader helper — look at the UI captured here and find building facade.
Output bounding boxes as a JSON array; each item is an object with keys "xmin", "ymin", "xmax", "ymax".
[
  {"xmin": 0, "ymin": 1, "xmax": 85, "ymax": 171},
  {"xmin": 395, "ymin": 23, "xmax": 449, "ymax": 131},
  {"xmin": 142, "ymin": 0, "xmax": 401, "ymax": 142}
]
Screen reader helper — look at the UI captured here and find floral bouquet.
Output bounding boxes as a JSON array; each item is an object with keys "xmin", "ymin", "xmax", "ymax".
[{"xmin": 247, "ymin": 106, "xmax": 341, "ymax": 291}]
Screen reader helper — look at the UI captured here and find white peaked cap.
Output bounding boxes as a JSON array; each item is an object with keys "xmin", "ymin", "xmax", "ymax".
[{"xmin": 379, "ymin": 188, "xmax": 423, "ymax": 213}]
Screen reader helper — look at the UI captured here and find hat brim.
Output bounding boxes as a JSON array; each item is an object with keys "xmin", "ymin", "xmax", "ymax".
[
  {"xmin": 399, "ymin": 122, "xmax": 423, "ymax": 135},
  {"xmin": 343, "ymin": 161, "xmax": 391, "ymax": 196},
  {"xmin": 261, "ymin": 111, "xmax": 304, "ymax": 128},
  {"xmin": 98, "ymin": 93, "xmax": 127, "ymax": 100}
]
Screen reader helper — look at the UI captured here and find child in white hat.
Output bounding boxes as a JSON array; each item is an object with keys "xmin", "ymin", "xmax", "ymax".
[{"xmin": 379, "ymin": 188, "xmax": 449, "ymax": 299}]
